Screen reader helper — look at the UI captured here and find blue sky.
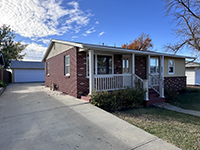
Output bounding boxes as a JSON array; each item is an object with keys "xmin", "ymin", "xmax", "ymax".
[{"xmin": 0, "ymin": 0, "xmax": 192, "ymax": 61}]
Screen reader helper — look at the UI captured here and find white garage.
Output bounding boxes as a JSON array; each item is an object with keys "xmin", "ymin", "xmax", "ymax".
[
  {"xmin": 11, "ymin": 61, "xmax": 45, "ymax": 83},
  {"xmin": 186, "ymin": 62, "xmax": 200, "ymax": 85}
]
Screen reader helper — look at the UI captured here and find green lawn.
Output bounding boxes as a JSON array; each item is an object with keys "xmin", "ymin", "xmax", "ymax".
[
  {"xmin": 113, "ymin": 107, "xmax": 200, "ymax": 150},
  {"xmin": 172, "ymin": 87, "xmax": 200, "ymax": 111}
]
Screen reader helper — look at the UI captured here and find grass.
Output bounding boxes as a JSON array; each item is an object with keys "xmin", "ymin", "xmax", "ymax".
[
  {"xmin": 172, "ymin": 87, "xmax": 200, "ymax": 111},
  {"xmin": 113, "ymin": 107, "xmax": 200, "ymax": 150}
]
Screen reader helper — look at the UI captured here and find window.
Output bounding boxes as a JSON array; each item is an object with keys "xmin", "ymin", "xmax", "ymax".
[
  {"xmin": 150, "ymin": 58, "xmax": 159, "ymax": 74},
  {"xmin": 65, "ymin": 55, "xmax": 70, "ymax": 75},
  {"xmin": 168, "ymin": 59, "xmax": 175, "ymax": 74},
  {"xmin": 87, "ymin": 54, "xmax": 113, "ymax": 76},
  {"xmin": 46, "ymin": 62, "xmax": 49, "ymax": 75},
  {"xmin": 122, "ymin": 57, "xmax": 131, "ymax": 73},
  {"xmin": 97, "ymin": 55, "xmax": 112, "ymax": 74}
]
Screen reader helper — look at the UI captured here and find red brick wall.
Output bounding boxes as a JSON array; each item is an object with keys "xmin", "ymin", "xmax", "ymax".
[
  {"xmin": 135, "ymin": 56, "xmax": 146, "ymax": 79},
  {"xmin": 45, "ymin": 47, "xmax": 78, "ymax": 97},
  {"xmin": 114, "ymin": 55, "xmax": 122, "ymax": 74},
  {"xmin": 77, "ymin": 52, "xmax": 89, "ymax": 97},
  {"xmin": 164, "ymin": 76, "xmax": 186, "ymax": 91}
]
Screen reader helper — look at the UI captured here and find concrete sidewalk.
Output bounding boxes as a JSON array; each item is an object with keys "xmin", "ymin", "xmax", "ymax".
[
  {"xmin": 153, "ymin": 102, "xmax": 200, "ymax": 117},
  {"xmin": 0, "ymin": 83, "xmax": 180, "ymax": 150}
]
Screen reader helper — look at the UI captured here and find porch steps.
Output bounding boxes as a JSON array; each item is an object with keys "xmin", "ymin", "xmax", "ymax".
[
  {"xmin": 81, "ymin": 95, "xmax": 91, "ymax": 102},
  {"xmin": 145, "ymin": 89, "xmax": 165, "ymax": 106}
]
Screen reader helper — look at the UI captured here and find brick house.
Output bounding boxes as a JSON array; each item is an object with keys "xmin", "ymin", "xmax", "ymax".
[{"xmin": 42, "ymin": 39, "xmax": 195, "ymax": 105}]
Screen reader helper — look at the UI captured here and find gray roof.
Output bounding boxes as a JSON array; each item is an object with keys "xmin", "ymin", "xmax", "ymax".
[
  {"xmin": 10, "ymin": 60, "xmax": 44, "ymax": 69},
  {"xmin": 186, "ymin": 61, "xmax": 200, "ymax": 68},
  {"xmin": 42, "ymin": 39, "xmax": 196, "ymax": 62}
]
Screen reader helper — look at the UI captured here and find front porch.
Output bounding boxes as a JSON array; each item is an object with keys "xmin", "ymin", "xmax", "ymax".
[{"xmin": 85, "ymin": 50, "xmax": 165, "ymax": 105}]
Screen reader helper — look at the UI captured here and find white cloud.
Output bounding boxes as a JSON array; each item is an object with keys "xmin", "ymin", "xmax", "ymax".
[
  {"xmin": 74, "ymin": 25, "xmax": 82, "ymax": 33},
  {"xmin": 72, "ymin": 36, "xmax": 78, "ymax": 38},
  {"xmin": 95, "ymin": 21, "xmax": 99, "ymax": 24},
  {"xmin": 0, "ymin": 0, "xmax": 92, "ymax": 38},
  {"xmin": 35, "ymin": 38, "xmax": 51, "ymax": 44},
  {"xmin": 99, "ymin": 31, "xmax": 105, "ymax": 36},
  {"xmin": 22, "ymin": 43, "xmax": 47, "ymax": 61},
  {"xmin": 82, "ymin": 26, "xmax": 96, "ymax": 36}
]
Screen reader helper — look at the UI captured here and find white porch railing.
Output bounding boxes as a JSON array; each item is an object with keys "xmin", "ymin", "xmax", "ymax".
[
  {"xmin": 133, "ymin": 74, "xmax": 144, "ymax": 89},
  {"xmin": 149, "ymin": 73, "xmax": 160, "ymax": 94},
  {"xmin": 94, "ymin": 74, "xmax": 132, "ymax": 91},
  {"xmin": 93, "ymin": 73, "xmax": 149, "ymax": 100},
  {"xmin": 133, "ymin": 74, "xmax": 149, "ymax": 100}
]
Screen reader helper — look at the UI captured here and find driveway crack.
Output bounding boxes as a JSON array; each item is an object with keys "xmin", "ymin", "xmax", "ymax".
[{"xmin": 129, "ymin": 138, "xmax": 158, "ymax": 150}]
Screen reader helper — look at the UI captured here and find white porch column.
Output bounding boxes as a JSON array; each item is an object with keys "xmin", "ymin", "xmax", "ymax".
[
  {"xmin": 147, "ymin": 55, "xmax": 151, "ymax": 80},
  {"xmin": 132, "ymin": 53, "xmax": 135, "ymax": 87},
  {"xmin": 143, "ymin": 80, "xmax": 149, "ymax": 101},
  {"xmin": 144, "ymin": 55, "xmax": 150, "ymax": 101},
  {"xmin": 159, "ymin": 55, "xmax": 165, "ymax": 97},
  {"xmin": 89, "ymin": 50, "xmax": 94, "ymax": 95}
]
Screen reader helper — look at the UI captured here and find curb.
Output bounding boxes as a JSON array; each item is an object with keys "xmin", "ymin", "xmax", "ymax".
[{"xmin": 0, "ymin": 87, "xmax": 6, "ymax": 96}]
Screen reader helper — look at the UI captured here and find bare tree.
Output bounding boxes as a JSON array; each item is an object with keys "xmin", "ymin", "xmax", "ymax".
[{"xmin": 165, "ymin": 0, "xmax": 200, "ymax": 57}]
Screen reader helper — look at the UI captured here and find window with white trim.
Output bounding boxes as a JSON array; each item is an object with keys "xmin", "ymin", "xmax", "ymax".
[
  {"xmin": 150, "ymin": 58, "xmax": 159, "ymax": 74},
  {"xmin": 168, "ymin": 59, "xmax": 175, "ymax": 74},
  {"xmin": 65, "ymin": 55, "xmax": 70, "ymax": 75},
  {"xmin": 46, "ymin": 62, "xmax": 49, "ymax": 75}
]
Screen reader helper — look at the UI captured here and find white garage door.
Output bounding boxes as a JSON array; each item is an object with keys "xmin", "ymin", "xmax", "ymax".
[
  {"xmin": 14, "ymin": 69, "xmax": 45, "ymax": 82},
  {"xmin": 186, "ymin": 68, "xmax": 195, "ymax": 85},
  {"xmin": 195, "ymin": 68, "xmax": 200, "ymax": 85}
]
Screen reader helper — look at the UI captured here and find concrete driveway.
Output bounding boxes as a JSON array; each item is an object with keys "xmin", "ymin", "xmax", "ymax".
[{"xmin": 0, "ymin": 83, "xmax": 180, "ymax": 150}]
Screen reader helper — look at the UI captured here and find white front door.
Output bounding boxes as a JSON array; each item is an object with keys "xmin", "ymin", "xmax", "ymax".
[{"xmin": 122, "ymin": 55, "xmax": 132, "ymax": 87}]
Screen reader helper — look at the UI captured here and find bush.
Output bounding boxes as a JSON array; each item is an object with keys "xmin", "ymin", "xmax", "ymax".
[
  {"xmin": 164, "ymin": 87, "xmax": 178, "ymax": 103},
  {"xmin": 0, "ymin": 80, "xmax": 6, "ymax": 88},
  {"xmin": 90, "ymin": 87, "xmax": 146, "ymax": 112}
]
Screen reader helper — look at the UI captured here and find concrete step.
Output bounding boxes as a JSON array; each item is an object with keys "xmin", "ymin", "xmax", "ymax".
[{"xmin": 81, "ymin": 95, "xmax": 91, "ymax": 102}]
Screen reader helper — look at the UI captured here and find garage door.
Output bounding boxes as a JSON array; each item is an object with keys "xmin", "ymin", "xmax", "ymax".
[
  {"xmin": 186, "ymin": 68, "xmax": 195, "ymax": 85},
  {"xmin": 14, "ymin": 69, "xmax": 45, "ymax": 82}
]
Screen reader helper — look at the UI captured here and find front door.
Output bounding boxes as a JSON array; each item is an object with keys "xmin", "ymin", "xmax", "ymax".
[{"xmin": 122, "ymin": 55, "xmax": 132, "ymax": 87}]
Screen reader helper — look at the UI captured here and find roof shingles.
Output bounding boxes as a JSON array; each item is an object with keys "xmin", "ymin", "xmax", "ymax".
[{"xmin": 10, "ymin": 61, "xmax": 44, "ymax": 69}]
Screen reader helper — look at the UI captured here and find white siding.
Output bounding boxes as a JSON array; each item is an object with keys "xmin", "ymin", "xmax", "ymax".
[
  {"xmin": 186, "ymin": 68, "xmax": 195, "ymax": 85},
  {"xmin": 14, "ymin": 69, "xmax": 45, "ymax": 82}
]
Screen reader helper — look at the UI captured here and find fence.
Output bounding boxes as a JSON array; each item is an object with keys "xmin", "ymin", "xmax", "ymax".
[{"xmin": 0, "ymin": 69, "xmax": 12, "ymax": 84}]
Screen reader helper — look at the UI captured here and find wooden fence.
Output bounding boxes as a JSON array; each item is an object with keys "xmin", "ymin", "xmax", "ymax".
[{"xmin": 0, "ymin": 69, "xmax": 12, "ymax": 84}]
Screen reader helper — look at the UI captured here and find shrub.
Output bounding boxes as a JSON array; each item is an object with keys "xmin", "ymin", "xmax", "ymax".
[
  {"xmin": 164, "ymin": 87, "xmax": 178, "ymax": 103},
  {"xmin": 0, "ymin": 80, "xmax": 6, "ymax": 88},
  {"xmin": 90, "ymin": 87, "xmax": 146, "ymax": 112}
]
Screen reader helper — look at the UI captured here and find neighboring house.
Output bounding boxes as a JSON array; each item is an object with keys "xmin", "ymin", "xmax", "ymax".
[
  {"xmin": 185, "ymin": 61, "xmax": 200, "ymax": 85},
  {"xmin": 42, "ymin": 39, "xmax": 195, "ymax": 105},
  {"xmin": 10, "ymin": 60, "xmax": 45, "ymax": 83}
]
